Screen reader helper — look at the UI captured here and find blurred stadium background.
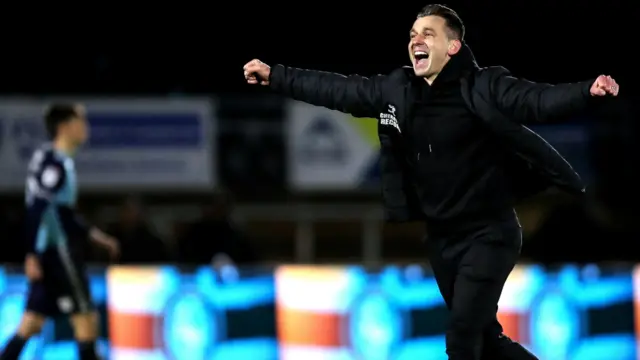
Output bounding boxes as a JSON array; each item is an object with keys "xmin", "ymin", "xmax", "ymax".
[{"xmin": 0, "ymin": 1, "xmax": 638, "ymax": 359}]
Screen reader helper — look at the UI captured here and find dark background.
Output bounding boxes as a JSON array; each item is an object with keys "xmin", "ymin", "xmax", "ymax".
[{"xmin": 0, "ymin": 2, "xmax": 634, "ymax": 95}]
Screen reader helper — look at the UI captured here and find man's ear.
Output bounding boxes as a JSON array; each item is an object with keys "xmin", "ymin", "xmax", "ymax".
[{"xmin": 448, "ymin": 39, "xmax": 462, "ymax": 56}]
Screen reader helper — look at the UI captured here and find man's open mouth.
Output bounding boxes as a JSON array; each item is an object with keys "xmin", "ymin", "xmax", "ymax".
[{"xmin": 414, "ymin": 51, "xmax": 429, "ymax": 67}]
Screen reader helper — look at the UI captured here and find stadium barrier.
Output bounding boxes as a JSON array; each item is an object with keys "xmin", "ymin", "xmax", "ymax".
[{"xmin": 0, "ymin": 264, "xmax": 636, "ymax": 360}]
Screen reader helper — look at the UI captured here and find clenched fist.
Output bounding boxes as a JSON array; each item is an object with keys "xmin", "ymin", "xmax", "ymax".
[
  {"xmin": 590, "ymin": 75, "xmax": 619, "ymax": 97},
  {"xmin": 243, "ymin": 59, "xmax": 271, "ymax": 85}
]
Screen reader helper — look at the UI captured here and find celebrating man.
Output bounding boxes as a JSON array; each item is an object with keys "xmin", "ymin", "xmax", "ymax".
[{"xmin": 244, "ymin": 4, "xmax": 618, "ymax": 359}]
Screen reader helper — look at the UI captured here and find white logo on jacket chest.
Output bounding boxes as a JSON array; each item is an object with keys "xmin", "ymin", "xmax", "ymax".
[{"xmin": 380, "ymin": 104, "xmax": 401, "ymax": 133}]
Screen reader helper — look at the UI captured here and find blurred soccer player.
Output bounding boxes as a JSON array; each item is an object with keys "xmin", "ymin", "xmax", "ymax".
[{"xmin": 0, "ymin": 104, "xmax": 120, "ymax": 360}]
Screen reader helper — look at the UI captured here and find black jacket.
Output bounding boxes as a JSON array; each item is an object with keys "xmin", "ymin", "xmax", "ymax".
[{"xmin": 269, "ymin": 44, "xmax": 591, "ymax": 222}]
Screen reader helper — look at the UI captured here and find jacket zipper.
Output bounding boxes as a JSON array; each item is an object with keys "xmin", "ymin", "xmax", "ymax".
[
  {"xmin": 410, "ymin": 84, "xmax": 434, "ymax": 160},
  {"xmin": 405, "ymin": 84, "xmax": 433, "ymax": 163},
  {"xmin": 423, "ymin": 129, "xmax": 433, "ymax": 158},
  {"xmin": 418, "ymin": 143, "xmax": 432, "ymax": 161}
]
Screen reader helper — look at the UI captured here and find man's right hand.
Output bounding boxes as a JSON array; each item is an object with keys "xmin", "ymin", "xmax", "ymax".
[
  {"xmin": 243, "ymin": 59, "xmax": 271, "ymax": 86},
  {"xmin": 25, "ymin": 254, "xmax": 42, "ymax": 281}
]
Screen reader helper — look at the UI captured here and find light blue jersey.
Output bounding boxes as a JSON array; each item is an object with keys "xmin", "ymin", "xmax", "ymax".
[{"xmin": 25, "ymin": 144, "xmax": 87, "ymax": 254}]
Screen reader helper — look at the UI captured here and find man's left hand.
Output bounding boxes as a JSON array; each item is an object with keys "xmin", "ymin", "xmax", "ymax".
[
  {"xmin": 90, "ymin": 227, "xmax": 121, "ymax": 260},
  {"xmin": 102, "ymin": 237, "xmax": 121, "ymax": 260},
  {"xmin": 590, "ymin": 75, "xmax": 619, "ymax": 97}
]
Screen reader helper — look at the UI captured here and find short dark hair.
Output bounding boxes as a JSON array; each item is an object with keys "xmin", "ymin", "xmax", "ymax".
[
  {"xmin": 417, "ymin": 4, "xmax": 465, "ymax": 41},
  {"xmin": 44, "ymin": 103, "xmax": 79, "ymax": 139}
]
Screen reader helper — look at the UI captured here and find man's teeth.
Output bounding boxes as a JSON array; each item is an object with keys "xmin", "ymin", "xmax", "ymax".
[{"xmin": 414, "ymin": 51, "xmax": 428, "ymax": 56}]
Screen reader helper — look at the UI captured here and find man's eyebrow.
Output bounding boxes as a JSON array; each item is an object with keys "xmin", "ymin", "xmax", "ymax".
[{"xmin": 410, "ymin": 27, "xmax": 435, "ymax": 36}]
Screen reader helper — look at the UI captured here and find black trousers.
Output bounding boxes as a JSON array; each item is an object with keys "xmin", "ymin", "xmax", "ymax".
[{"xmin": 427, "ymin": 212, "xmax": 538, "ymax": 360}]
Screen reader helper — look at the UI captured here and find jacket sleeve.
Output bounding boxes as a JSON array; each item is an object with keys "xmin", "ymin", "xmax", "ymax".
[
  {"xmin": 269, "ymin": 64, "xmax": 385, "ymax": 118},
  {"xmin": 488, "ymin": 67, "xmax": 594, "ymax": 122}
]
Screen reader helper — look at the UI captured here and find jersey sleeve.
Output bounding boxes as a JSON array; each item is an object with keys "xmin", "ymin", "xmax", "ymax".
[
  {"xmin": 25, "ymin": 154, "xmax": 89, "ymax": 254},
  {"xmin": 25, "ymin": 150, "xmax": 67, "ymax": 199},
  {"xmin": 38, "ymin": 161, "xmax": 67, "ymax": 195},
  {"xmin": 25, "ymin": 154, "xmax": 65, "ymax": 254}
]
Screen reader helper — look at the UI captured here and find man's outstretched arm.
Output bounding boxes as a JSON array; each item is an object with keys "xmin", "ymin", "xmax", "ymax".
[
  {"xmin": 487, "ymin": 67, "xmax": 619, "ymax": 123},
  {"xmin": 244, "ymin": 59, "xmax": 384, "ymax": 118}
]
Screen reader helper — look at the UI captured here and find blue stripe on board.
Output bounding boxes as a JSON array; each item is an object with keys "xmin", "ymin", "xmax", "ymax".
[{"xmin": 87, "ymin": 113, "xmax": 203, "ymax": 148}]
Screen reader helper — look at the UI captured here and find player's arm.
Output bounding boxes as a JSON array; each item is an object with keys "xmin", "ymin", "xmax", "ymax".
[
  {"xmin": 26, "ymin": 161, "xmax": 91, "ymax": 253},
  {"xmin": 29, "ymin": 161, "xmax": 120, "ymax": 259},
  {"xmin": 70, "ymin": 211, "xmax": 118, "ymax": 256},
  {"xmin": 25, "ymin": 161, "xmax": 72, "ymax": 254},
  {"xmin": 244, "ymin": 59, "xmax": 385, "ymax": 118},
  {"xmin": 488, "ymin": 67, "xmax": 617, "ymax": 122},
  {"xmin": 269, "ymin": 65, "xmax": 385, "ymax": 117},
  {"xmin": 25, "ymin": 195, "xmax": 50, "ymax": 256},
  {"xmin": 89, "ymin": 227, "xmax": 120, "ymax": 259}
]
